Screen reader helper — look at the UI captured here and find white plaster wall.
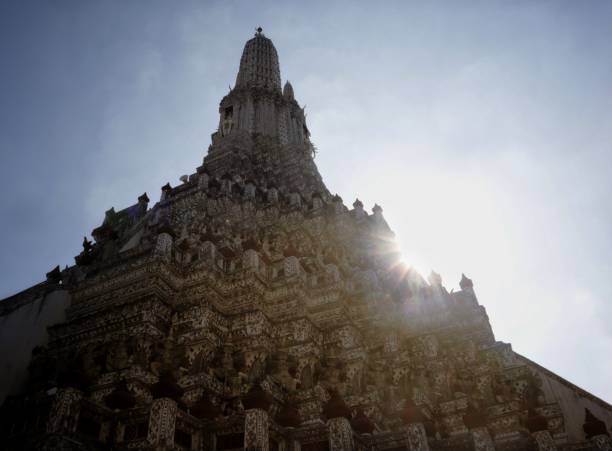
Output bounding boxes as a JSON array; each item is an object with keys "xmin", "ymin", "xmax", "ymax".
[
  {"xmin": 524, "ymin": 359, "xmax": 612, "ymax": 443},
  {"xmin": 0, "ymin": 289, "xmax": 70, "ymax": 403}
]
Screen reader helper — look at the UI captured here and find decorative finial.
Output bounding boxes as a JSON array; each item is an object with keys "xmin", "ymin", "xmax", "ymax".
[{"xmin": 256, "ymin": 26, "xmax": 263, "ymax": 35}]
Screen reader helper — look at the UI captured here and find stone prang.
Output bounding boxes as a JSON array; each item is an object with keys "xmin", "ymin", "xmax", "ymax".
[{"xmin": 1, "ymin": 29, "xmax": 611, "ymax": 451}]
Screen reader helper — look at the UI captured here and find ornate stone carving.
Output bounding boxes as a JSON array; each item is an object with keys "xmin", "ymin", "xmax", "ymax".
[
  {"xmin": 244, "ymin": 408, "xmax": 269, "ymax": 451},
  {"xmin": 472, "ymin": 426, "xmax": 495, "ymax": 451},
  {"xmin": 405, "ymin": 422, "xmax": 430, "ymax": 451},
  {"xmin": 147, "ymin": 398, "xmax": 178, "ymax": 447},
  {"xmin": 593, "ymin": 435, "xmax": 612, "ymax": 451},
  {"xmin": 532, "ymin": 430, "xmax": 557, "ymax": 451},
  {"xmin": 154, "ymin": 232, "xmax": 173, "ymax": 262},
  {"xmin": 327, "ymin": 417, "xmax": 354, "ymax": 451},
  {"xmin": 46, "ymin": 388, "xmax": 83, "ymax": 434}
]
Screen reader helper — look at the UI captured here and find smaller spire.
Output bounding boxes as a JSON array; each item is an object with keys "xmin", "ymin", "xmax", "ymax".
[
  {"xmin": 459, "ymin": 273, "xmax": 473, "ymax": 290},
  {"xmin": 353, "ymin": 198, "xmax": 366, "ymax": 219},
  {"xmin": 283, "ymin": 80, "xmax": 294, "ymax": 100},
  {"xmin": 235, "ymin": 28, "xmax": 281, "ymax": 91},
  {"xmin": 161, "ymin": 183, "xmax": 172, "ymax": 202},
  {"xmin": 428, "ymin": 270, "xmax": 442, "ymax": 287},
  {"xmin": 46, "ymin": 265, "xmax": 62, "ymax": 284},
  {"xmin": 371, "ymin": 203, "xmax": 390, "ymax": 229},
  {"xmin": 138, "ymin": 192, "xmax": 150, "ymax": 204}
]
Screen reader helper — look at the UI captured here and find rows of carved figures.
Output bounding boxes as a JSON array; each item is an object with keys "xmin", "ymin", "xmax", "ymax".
[{"xmin": 16, "ymin": 160, "xmax": 611, "ymax": 449}]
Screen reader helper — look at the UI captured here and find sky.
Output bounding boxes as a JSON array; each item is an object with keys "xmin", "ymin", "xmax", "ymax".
[{"xmin": 1, "ymin": 1, "xmax": 611, "ymax": 402}]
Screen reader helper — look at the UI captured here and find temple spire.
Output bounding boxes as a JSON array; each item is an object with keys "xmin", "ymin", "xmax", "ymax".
[
  {"xmin": 204, "ymin": 30, "xmax": 328, "ymax": 197},
  {"xmin": 235, "ymin": 27, "xmax": 281, "ymax": 91}
]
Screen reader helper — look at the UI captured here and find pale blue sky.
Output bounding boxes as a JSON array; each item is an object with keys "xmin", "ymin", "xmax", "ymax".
[{"xmin": 1, "ymin": 1, "xmax": 611, "ymax": 402}]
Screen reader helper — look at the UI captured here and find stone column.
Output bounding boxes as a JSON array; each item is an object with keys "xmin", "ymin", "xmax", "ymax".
[
  {"xmin": 472, "ymin": 427, "xmax": 495, "ymax": 451},
  {"xmin": 243, "ymin": 249, "xmax": 260, "ymax": 272},
  {"xmin": 405, "ymin": 423, "xmax": 430, "ymax": 451},
  {"xmin": 147, "ymin": 398, "xmax": 178, "ymax": 449},
  {"xmin": 384, "ymin": 332, "xmax": 399, "ymax": 354},
  {"xmin": 201, "ymin": 430, "xmax": 217, "ymax": 451},
  {"xmin": 154, "ymin": 232, "xmax": 173, "ymax": 262},
  {"xmin": 325, "ymin": 264, "xmax": 340, "ymax": 282},
  {"xmin": 592, "ymin": 435, "xmax": 612, "ymax": 451},
  {"xmin": 99, "ymin": 421, "xmax": 112, "ymax": 443},
  {"xmin": 286, "ymin": 439, "xmax": 301, "ymax": 451},
  {"xmin": 284, "ymin": 256, "xmax": 301, "ymax": 277},
  {"xmin": 532, "ymin": 430, "xmax": 557, "ymax": 451},
  {"xmin": 279, "ymin": 439, "xmax": 301, "ymax": 451},
  {"xmin": 198, "ymin": 173, "xmax": 210, "ymax": 190},
  {"xmin": 46, "ymin": 388, "xmax": 83, "ymax": 434},
  {"xmin": 244, "ymin": 408, "xmax": 269, "ymax": 451},
  {"xmin": 267, "ymin": 188, "xmax": 278, "ymax": 203},
  {"xmin": 327, "ymin": 417, "xmax": 354, "ymax": 451},
  {"xmin": 244, "ymin": 182, "xmax": 256, "ymax": 199}
]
